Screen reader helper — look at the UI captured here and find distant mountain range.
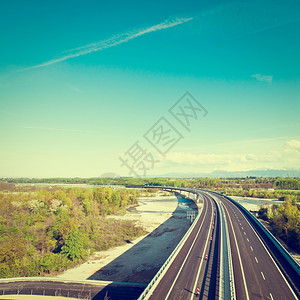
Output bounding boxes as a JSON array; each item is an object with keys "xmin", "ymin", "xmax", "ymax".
[{"xmin": 159, "ymin": 169, "xmax": 300, "ymax": 178}]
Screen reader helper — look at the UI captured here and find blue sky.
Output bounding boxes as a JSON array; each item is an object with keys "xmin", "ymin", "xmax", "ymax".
[{"xmin": 0, "ymin": 0, "xmax": 300, "ymax": 177}]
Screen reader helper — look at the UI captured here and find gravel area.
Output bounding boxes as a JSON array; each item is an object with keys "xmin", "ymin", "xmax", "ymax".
[{"xmin": 57, "ymin": 195, "xmax": 195, "ymax": 283}]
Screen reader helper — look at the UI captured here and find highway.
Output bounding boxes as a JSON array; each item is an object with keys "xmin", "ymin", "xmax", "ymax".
[
  {"xmin": 148, "ymin": 192, "xmax": 220, "ymax": 299},
  {"xmin": 139, "ymin": 187, "xmax": 300, "ymax": 300},
  {"xmin": 211, "ymin": 192, "xmax": 299, "ymax": 300}
]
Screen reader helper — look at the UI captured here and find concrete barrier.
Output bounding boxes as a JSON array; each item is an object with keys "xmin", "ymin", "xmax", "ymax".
[{"xmin": 209, "ymin": 194, "xmax": 236, "ymax": 300}]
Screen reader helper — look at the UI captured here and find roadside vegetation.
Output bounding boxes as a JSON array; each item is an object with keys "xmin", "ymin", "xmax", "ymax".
[
  {"xmin": 3, "ymin": 177, "xmax": 299, "ymax": 201},
  {"xmin": 1, "ymin": 176, "xmax": 299, "ymax": 277},
  {"xmin": 258, "ymin": 199, "xmax": 300, "ymax": 252},
  {"xmin": 0, "ymin": 185, "xmax": 145, "ymax": 278}
]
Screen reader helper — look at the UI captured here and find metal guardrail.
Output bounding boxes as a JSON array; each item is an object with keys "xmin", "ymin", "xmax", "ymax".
[
  {"xmin": 221, "ymin": 203, "xmax": 236, "ymax": 299},
  {"xmin": 209, "ymin": 193, "xmax": 236, "ymax": 300},
  {"xmin": 210, "ymin": 191, "xmax": 300, "ymax": 276},
  {"xmin": 138, "ymin": 190, "xmax": 203, "ymax": 300}
]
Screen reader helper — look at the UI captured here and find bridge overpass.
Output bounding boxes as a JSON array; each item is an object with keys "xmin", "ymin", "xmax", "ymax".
[{"xmin": 1, "ymin": 187, "xmax": 299, "ymax": 299}]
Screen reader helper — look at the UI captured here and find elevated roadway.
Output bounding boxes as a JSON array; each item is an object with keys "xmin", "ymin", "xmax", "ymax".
[{"xmin": 136, "ymin": 186, "xmax": 300, "ymax": 300}]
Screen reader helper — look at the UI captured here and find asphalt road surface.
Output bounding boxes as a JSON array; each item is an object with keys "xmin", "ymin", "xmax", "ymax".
[
  {"xmin": 212, "ymin": 192, "xmax": 299, "ymax": 300},
  {"xmin": 148, "ymin": 193, "xmax": 220, "ymax": 300},
  {"xmin": 0, "ymin": 280, "xmax": 146, "ymax": 300}
]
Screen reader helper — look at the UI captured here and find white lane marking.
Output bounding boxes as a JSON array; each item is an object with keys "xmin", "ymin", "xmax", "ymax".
[
  {"xmin": 261, "ymin": 272, "xmax": 265, "ymax": 280},
  {"xmin": 165, "ymin": 196, "xmax": 209, "ymax": 300},
  {"xmin": 247, "ymin": 238, "xmax": 249, "ymax": 242},
  {"xmin": 250, "ymin": 246, "xmax": 253, "ymax": 251},
  {"xmin": 225, "ymin": 200, "xmax": 298, "ymax": 299},
  {"xmin": 255, "ymin": 257, "xmax": 258, "ymax": 263},
  {"xmin": 270, "ymin": 292, "xmax": 274, "ymax": 300},
  {"xmin": 244, "ymin": 232, "xmax": 246, "ymax": 235},
  {"xmin": 242, "ymin": 227, "xmax": 244, "ymax": 230},
  {"xmin": 222, "ymin": 202, "xmax": 249, "ymax": 300},
  {"xmin": 190, "ymin": 197, "xmax": 214, "ymax": 300}
]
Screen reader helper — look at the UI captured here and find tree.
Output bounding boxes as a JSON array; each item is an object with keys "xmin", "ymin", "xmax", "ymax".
[
  {"xmin": 82, "ymin": 198, "xmax": 92, "ymax": 215},
  {"xmin": 111, "ymin": 192, "xmax": 121, "ymax": 207},
  {"xmin": 0, "ymin": 235, "xmax": 27, "ymax": 277},
  {"xmin": 61, "ymin": 229, "xmax": 84, "ymax": 260}
]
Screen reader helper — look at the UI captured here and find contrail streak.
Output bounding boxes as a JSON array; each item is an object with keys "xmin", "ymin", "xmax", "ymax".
[{"xmin": 24, "ymin": 17, "xmax": 193, "ymax": 70}]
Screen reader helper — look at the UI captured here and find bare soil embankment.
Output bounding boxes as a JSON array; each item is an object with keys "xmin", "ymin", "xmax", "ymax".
[{"xmin": 57, "ymin": 195, "xmax": 197, "ymax": 283}]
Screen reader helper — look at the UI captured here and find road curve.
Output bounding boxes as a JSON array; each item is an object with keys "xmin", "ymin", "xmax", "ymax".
[
  {"xmin": 148, "ymin": 193, "xmax": 220, "ymax": 299},
  {"xmin": 140, "ymin": 186, "xmax": 299, "ymax": 300},
  {"xmin": 0, "ymin": 279, "xmax": 146, "ymax": 299}
]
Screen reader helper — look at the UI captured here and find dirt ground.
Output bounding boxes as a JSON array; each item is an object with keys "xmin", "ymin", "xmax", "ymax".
[
  {"xmin": 230, "ymin": 196, "xmax": 272, "ymax": 211},
  {"xmin": 57, "ymin": 195, "xmax": 195, "ymax": 283}
]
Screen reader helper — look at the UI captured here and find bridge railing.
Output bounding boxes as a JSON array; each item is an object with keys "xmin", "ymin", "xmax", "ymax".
[{"xmin": 138, "ymin": 189, "xmax": 203, "ymax": 300}]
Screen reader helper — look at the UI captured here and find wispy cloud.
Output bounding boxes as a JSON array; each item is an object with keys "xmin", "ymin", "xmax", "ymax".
[
  {"xmin": 163, "ymin": 147, "xmax": 300, "ymax": 172},
  {"xmin": 286, "ymin": 139, "xmax": 300, "ymax": 152},
  {"xmin": 251, "ymin": 73, "xmax": 273, "ymax": 83},
  {"xmin": 22, "ymin": 126, "xmax": 99, "ymax": 133},
  {"xmin": 23, "ymin": 17, "xmax": 193, "ymax": 71}
]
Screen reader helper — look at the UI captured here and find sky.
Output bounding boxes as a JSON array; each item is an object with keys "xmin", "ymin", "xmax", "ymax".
[{"xmin": 0, "ymin": 0, "xmax": 300, "ymax": 178}]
